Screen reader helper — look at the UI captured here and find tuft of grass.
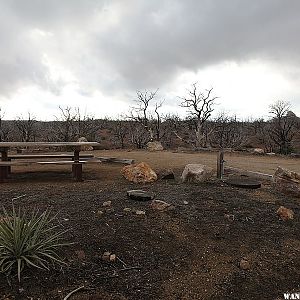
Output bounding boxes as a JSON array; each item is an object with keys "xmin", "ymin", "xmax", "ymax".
[{"xmin": 0, "ymin": 206, "xmax": 68, "ymax": 282}]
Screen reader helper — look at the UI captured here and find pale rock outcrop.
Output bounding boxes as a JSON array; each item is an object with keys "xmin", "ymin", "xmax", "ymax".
[{"xmin": 181, "ymin": 164, "xmax": 214, "ymax": 183}]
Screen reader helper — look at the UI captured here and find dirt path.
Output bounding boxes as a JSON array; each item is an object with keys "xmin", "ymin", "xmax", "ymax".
[{"xmin": 93, "ymin": 149, "xmax": 300, "ymax": 174}]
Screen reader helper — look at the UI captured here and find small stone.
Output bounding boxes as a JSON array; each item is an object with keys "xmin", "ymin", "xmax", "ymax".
[
  {"xmin": 102, "ymin": 251, "xmax": 111, "ymax": 261},
  {"xmin": 239, "ymin": 258, "xmax": 250, "ymax": 270},
  {"xmin": 102, "ymin": 201, "xmax": 112, "ymax": 207},
  {"xmin": 135, "ymin": 210, "xmax": 146, "ymax": 216},
  {"xmin": 97, "ymin": 210, "xmax": 104, "ymax": 216},
  {"xmin": 183, "ymin": 200, "xmax": 189, "ymax": 205},
  {"xmin": 109, "ymin": 254, "xmax": 116, "ymax": 262},
  {"xmin": 150, "ymin": 200, "xmax": 172, "ymax": 211},
  {"xmin": 276, "ymin": 206, "xmax": 294, "ymax": 221},
  {"xmin": 105, "ymin": 208, "xmax": 115, "ymax": 214},
  {"xmin": 224, "ymin": 214, "xmax": 235, "ymax": 222},
  {"xmin": 123, "ymin": 207, "xmax": 131, "ymax": 212},
  {"xmin": 127, "ymin": 190, "xmax": 154, "ymax": 201}
]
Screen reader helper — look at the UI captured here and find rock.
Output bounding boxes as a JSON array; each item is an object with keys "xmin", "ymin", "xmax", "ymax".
[
  {"xmin": 224, "ymin": 214, "xmax": 235, "ymax": 222},
  {"xmin": 123, "ymin": 207, "xmax": 132, "ymax": 212},
  {"xmin": 135, "ymin": 210, "xmax": 146, "ymax": 216},
  {"xmin": 102, "ymin": 251, "xmax": 111, "ymax": 262},
  {"xmin": 127, "ymin": 190, "xmax": 154, "ymax": 201},
  {"xmin": 146, "ymin": 141, "xmax": 164, "ymax": 151},
  {"xmin": 266, "ymin": 152, "xmax": 276, "ymax": 156},
  {"xmin": 158, "ymin": 168, "xmax": 175, "ymax": 180},
  {"xmin": 272, "ymin": 167, "xmax": 300, "ymax": 197},
  {"xmin": 78, "ymin": 137, "xmax": 93, "ymax": 151},
  {"xmin": 121, "ymin": 162, "xmax": 157, "ymax": 183},
  {"xmin": 183, "ymin": 200, "xmax": 189, "ymax": 205},
  {"xmin": 150, "ymin": 200, "xmax": 172, "ymax": 211},
  {"xmin": 96, "ymin": 210, "xmax": 104, "ymax": 216},
  {"xmin": 102, "ymin": 201, "xmax": 112, "ymax": 207},
  {"xmin": 239, "ymin": 258, "xmax": 250, "ymax": 270},
  {"xmin": 276, "ymin": 206, "xmax": 294, "ymax": 221},
  {"xmin": 109, "ymin": 254, "xmax": 116, "ymax": 262},
  {"xmin": 253, "ymin": 148, "xmax": 264, "ymax": 155},
  {"xmin": 181, "ymin": 164, "xmax": 214, "ymax": 183}
]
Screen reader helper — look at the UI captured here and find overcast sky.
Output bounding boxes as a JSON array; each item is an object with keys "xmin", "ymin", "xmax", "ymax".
[{"xmin": 0, "ymin": 0, "xmax": 299, "ymax": 121}]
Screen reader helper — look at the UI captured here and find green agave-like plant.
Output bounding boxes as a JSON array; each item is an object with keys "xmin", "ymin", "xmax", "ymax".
[{"xmin": 0, "ymin": 206, "xmax": 68, "ymax": 282}]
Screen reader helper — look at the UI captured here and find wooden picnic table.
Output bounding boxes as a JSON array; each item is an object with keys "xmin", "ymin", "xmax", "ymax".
[{"xmin": 0, "ymin": 142, "xmax": 99, "ymax": 182}]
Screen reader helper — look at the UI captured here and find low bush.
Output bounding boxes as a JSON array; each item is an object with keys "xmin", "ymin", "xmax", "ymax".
[{"xmin": 0, "ymin": 207, "xmax": 68, "ymax": 281}]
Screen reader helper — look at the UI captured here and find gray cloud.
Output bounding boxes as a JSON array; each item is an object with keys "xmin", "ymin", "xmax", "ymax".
[{"xmin": 0, "ymin": 0, "xmax": 299, "ymax": 108}]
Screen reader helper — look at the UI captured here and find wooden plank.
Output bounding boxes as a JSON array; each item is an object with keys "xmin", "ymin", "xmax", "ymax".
[
  {"xmin": 8, "ymin": 154, "xmax": 94, "ymax": 159},
  {"xmin": 0, "ymin": 142, "xmax": 99, "ymax": 147}
]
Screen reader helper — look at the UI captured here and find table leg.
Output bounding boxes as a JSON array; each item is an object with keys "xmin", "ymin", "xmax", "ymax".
[
  {"xmin": 0, "ymin": 149, "xmax": 9, "ymax": 181},
  {"xmin": 72, "ymin": 148, "xmax": 82, "ymax": 181}
]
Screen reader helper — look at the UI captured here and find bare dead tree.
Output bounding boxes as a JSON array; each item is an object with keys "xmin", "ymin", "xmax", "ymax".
[
  {"xmin": 209, "ymin": 112, "xmax": 247, "ymax": 149},
  {"xmin": 74, "ymin": 107, "xmax": 99, "ymax": 140},
  {"xmin": 112, "ymin": 118, "xmax": 129, "ymax": 149},
  {"xmin": 53, "ymin": 106, "xmax": 77, "ymax": 142},
  {"xmin": 0, "ymin": 108, "xmax": 10, "ymax": 142},
  {"xmin": 178, "ymin": 83, "xmax": 218, "ymax": 148},
  {"xmin": 268, "ymin": 100, "xmax": 296, "ymax": 154},
  {"xmin": 14, "ymin": 112, "xmax": 37, "ymax": 142},
  {"xmin": 128, "ymin": 89, "xmax": 163, "ymax": 144}
]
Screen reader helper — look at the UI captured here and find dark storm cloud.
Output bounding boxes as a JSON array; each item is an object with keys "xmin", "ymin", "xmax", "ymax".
[{"xmin": 0, "ymin": 0, "xmax": 299, "ymax": 97}]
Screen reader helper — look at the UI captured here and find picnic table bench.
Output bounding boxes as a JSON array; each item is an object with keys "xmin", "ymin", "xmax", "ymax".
[{"xmin": 0, "ymin": 142, "xmax": 99, "ymax": 182}]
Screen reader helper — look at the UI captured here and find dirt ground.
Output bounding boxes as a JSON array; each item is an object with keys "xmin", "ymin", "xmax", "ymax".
[{"xmin": 0, "ymin": 150, "xmax": 299, "ymax": 300}]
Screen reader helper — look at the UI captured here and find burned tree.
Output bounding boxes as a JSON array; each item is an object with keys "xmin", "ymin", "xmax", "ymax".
[
  {"xmin": 268, "ymin": 100, "xmax": 296, "ymax": 154},
  {"xmin": 14, "ymin": 112, "xmax": 37, "ymax": 142},
  {"xmin": 128, "ymin": 89, "xmax": 163, "ymax": 147},
  {"xmin": 178, "ymin": 83, "xmax": 218, "ymax": 148}
]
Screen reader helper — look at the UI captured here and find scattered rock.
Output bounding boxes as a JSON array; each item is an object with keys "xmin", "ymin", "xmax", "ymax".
[
  {"xmin": 123, "ymin": 207, "xmax": 132, "ymax": 212},
  {"xmin": 272, "ymin": 167, "xmax": 300, "ymax": 197},
  {"xmin": 239, "ymin": 258, "xmax": 250, "ymax": 270},
  {"xmin": 121, "ymin": 162, "xmax": 158, "ymax": 183},
  {"xmin": 109, "ymin": 254, "xmax": 116, "ymax": 262},
  {"xmin": 102, "ymin": 201, "xmax": 112, "ymax": 207},
  {"xmin": 127, "ymin": 190, "xmax": 154, "ymax": 201},
  {"xmin": 253, "ymin": 148, "xmax": 264, "ymax": 155},
  {"xmin": 147, "ymin": 141, "xmax": 164, "ymax": 151},
  {"xmin": 102, "ymin": 251, "xmax": 111, "ymax": 262},
  {"xmin": 105, "ymin": 208, "xmax": 115, "ymax": 214},
  {"xmin": 158, "ymin": 168, "xmax": 175, "ymax": 180},
  {"xmin": 96, "ymin": 210, "xmax": 104, "ymax": 216},
  {"xmin": 135, "ymin": 210, "xmax": 146, "ymax": 216},
  {"xmin": 224, "ymin": 214, "xmax": 235, "ymax": 222},
  {"xmin": 276, "ymin": 206, "xmax": 294, "ymax": 221},
  {"xmin": 181, "ymin": 164, "xmax": 214, "ymax": 183},
  {"xmin": 150, "ymin": 199, "xmax": 172, "ymax": 211},
  {"xmin": 266, "ymin": 152, "xmax": 276, "ymax": 156},
  {"xmin": 183, "ymin": 200, "xmax": 189, "ymax": 205},
  {"xmin": 78, "ymin": 137, "xmax": 93, "ymax": 151}
]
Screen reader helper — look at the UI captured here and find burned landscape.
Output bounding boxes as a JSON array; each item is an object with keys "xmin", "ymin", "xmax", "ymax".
[{"xmin": 0, "ymin": 150, "xmax": 299, "ymax": 300}]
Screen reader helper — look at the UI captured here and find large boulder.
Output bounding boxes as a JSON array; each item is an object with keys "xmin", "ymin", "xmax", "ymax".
[
  {"xmin": 273, "ymin": 167, "xmax": 300, "ymax": 197},
  {"xmin": 147, "ymin": 141, "xmax": 164, "ymax": 151},
  {"xmin": 78, "ymin": 137, "xmax": 93, "ymax": 151},
  {"xmin": 181, "ymin": 164, "xmax": 214, "ymax": 183},
  {"xmin": 121, "ymin": 162, "xmax": 157, "ymax": 183}
]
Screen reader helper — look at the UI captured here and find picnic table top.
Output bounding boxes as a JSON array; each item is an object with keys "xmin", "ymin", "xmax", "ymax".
[{"xmin": 0, "ymin": 142, "xmax": 99, "ymax": 148}]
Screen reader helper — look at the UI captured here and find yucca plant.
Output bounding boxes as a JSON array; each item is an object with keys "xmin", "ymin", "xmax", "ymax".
[{"xmin": 0, "ymin": 206, "xmax": 68, "ymax": 282}]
